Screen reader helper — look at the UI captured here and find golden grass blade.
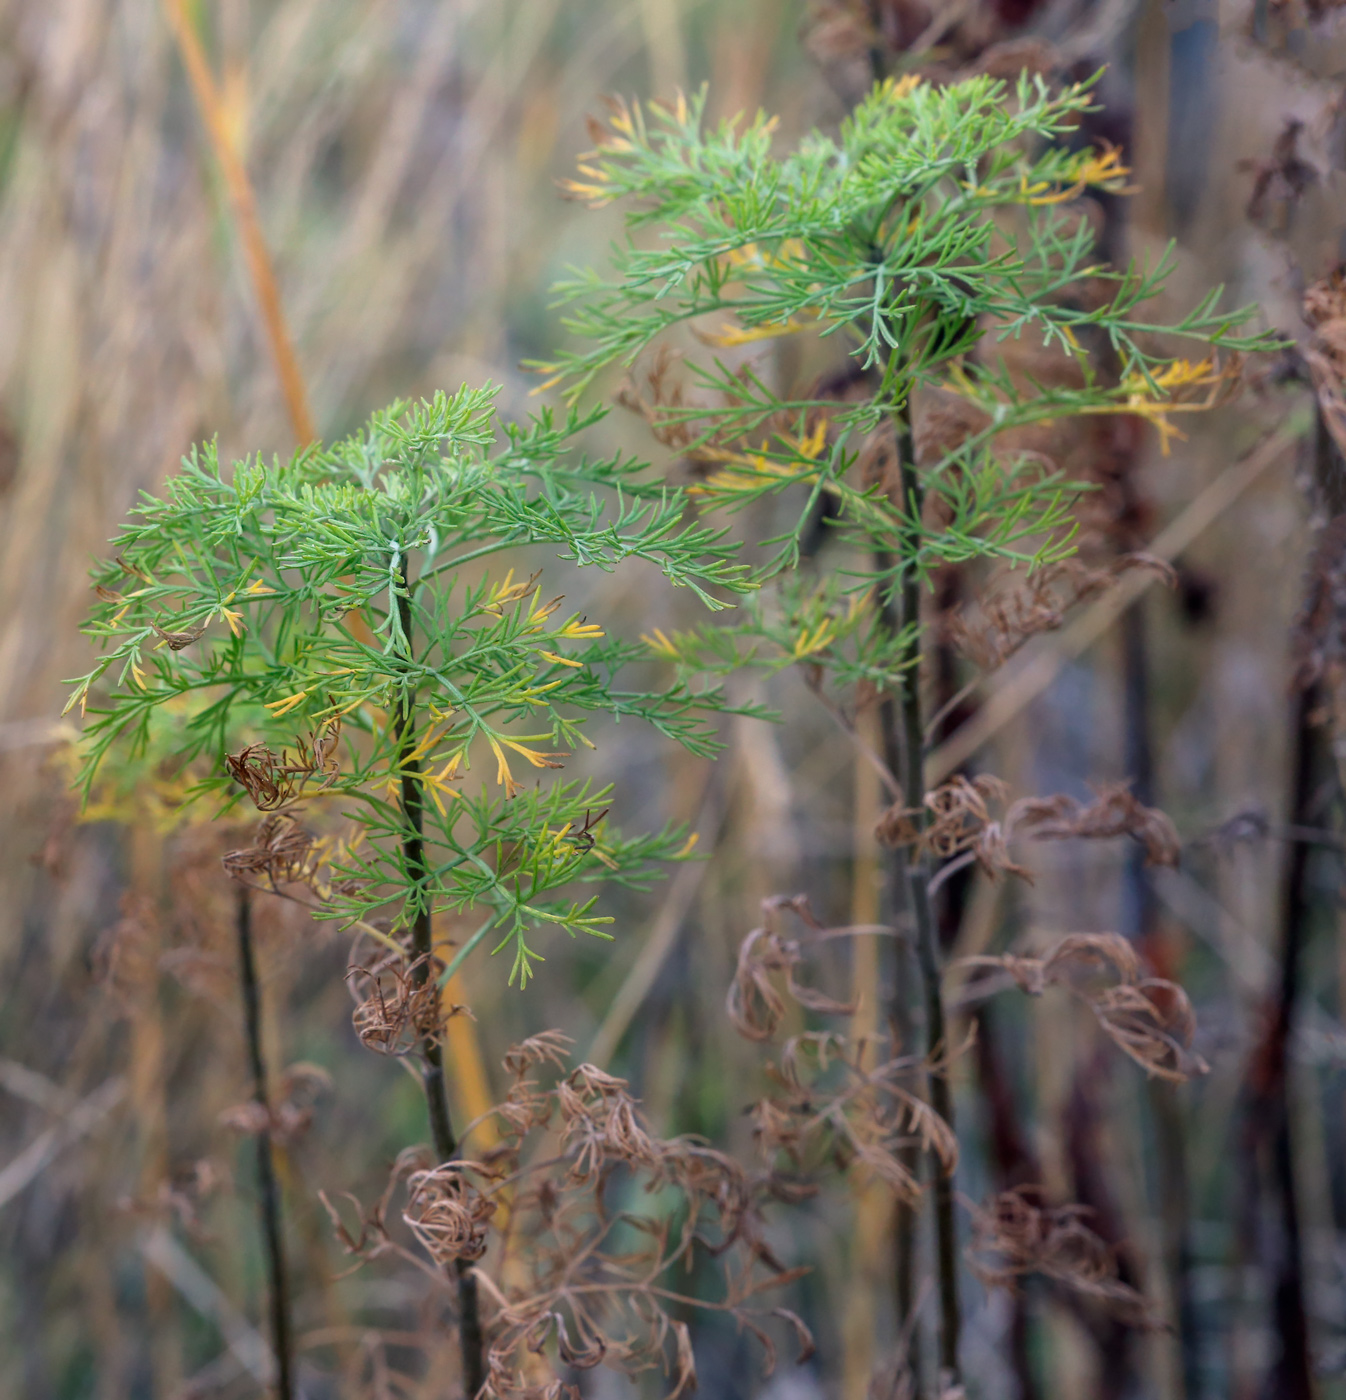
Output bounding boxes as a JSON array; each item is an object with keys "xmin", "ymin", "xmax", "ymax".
[{"xmin": 160, "ymin": 0, "xmax": 316, "ymax": 445}]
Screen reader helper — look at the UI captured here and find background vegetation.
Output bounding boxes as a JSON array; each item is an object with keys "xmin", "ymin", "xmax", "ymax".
[{"xmin": 2, "ymin": 1, "xmax": 1345, "ymax": 1397}]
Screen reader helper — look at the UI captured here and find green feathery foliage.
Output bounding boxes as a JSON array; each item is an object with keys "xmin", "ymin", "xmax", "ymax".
[
  {"xmin": 68, "ymin": 385, "xmax": 755, "ymax": 987},
  {"xmin": 539, "ymin": 75, "xmax": 1278, "ymax": 604}
]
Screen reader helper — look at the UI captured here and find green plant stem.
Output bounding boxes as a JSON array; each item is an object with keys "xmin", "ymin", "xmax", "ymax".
[
  {"xmin": 893, "ymin": 444, "xmax": 961, "ymax": 1383},
  {"xmin": 235, "ymin": 884, "xmax": 295, "ymax": 1400},
  {"xmin": 394, "ymin": 560, "xmax": 486, "ymax": 1399}
]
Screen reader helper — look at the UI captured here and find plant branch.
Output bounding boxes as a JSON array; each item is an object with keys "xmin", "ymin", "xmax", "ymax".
[
  {"xmin": 235, "ymin": 884, "xmax": 295, "ymax": 1400},
  {"xmin": 804, "ymin": 672, "xmax": 903, "ymax": 800}
]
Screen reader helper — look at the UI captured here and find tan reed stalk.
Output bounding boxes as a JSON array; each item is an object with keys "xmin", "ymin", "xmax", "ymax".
[{"xmin": 160, "ymin": 0, "xmax": 316, "ymax": 446}]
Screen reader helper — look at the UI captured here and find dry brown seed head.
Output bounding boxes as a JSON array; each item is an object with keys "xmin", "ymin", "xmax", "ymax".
[
  {"xmin": 225, "ymin": 742, "xmax": 294, "ymax": 811},
  {"xmin": 960, "ymin": 932, "xmax": 1208, "ymax": 1082},
  {"xmin": 403, "ymin": 1164, "xmax": 497, "ymax": 1264},
  {"xmin": 945, "ymin": 555, "xmax": 1176, "ymax": 674},
  {"xmin": 222, "ymin": 811, "xmax": 324, "ymax": 893},
  {"xmin": 1006, "ymin": 782, "xmax": 1180, "ymax": 868},
  {"xmin": 968, "ymin": 1185, "xmax": 1160, "ymax": 1327},
  {"xmin": 503, "ymin": 1030, "xmax": 574, "ymax": 1078},
  {"xmin": 347, "ymin": 953, "xmax": 444, "ymax": 1055}
]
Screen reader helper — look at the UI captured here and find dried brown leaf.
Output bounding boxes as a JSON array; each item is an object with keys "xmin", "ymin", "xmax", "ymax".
[
  {"xmin": 877, "ymin": 774, "xmax": 1008, "ymax": 860},
  {"xmin": 1006, "ymin": 783, "xmax": 1180, "ymax": 867},
  {"xmin": 151, "ymin": 620, "xmax": 208, "ymax": 650},
  {"xmin": 667, "ymin": 1321, "xmax": 697, "ymax": 1400},
  {"xmin": 1241, "ymin": 118, "xmax": 1317, "ymax": 227},
  {"xmin": 347, "ymin": 953, "xmax": 444, "ymax": 1055},
  {"xmin": 726, "ymin": 898, "xmax": 856, "ymax": 1041},
  {"xmin": 404, "ymin": 1164, "xmax": 497, "ymax": 1264},
  {"xmin": 946, "ymin": 556, "xmax": 1176, "ymax": 673},
  {"xmin": 961, "ymin": 933, "xmax": 1207, "ymax": 1082},
  {"xmin": 225, "ymin": 743, "xmax": 294, "ymax": 811},
  {"xmin": 968, "ymin": 1186, "xmax": 1160, "ymax": 1327},
  {"xmin": 222, "ymin": 810, "xmax": 328, "ymax": 896},
  {"xmin": 502, "ymin": 1030, "xmax": 574, "ymax": 1078}
]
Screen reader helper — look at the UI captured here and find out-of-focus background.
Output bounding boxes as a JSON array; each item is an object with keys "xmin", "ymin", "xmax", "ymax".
[{"xmin": 3, "ymin": 1, "xmax": 1346, "ymax": 1397}]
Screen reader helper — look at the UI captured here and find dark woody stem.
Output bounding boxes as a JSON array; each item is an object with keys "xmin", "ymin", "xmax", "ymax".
[
  {"xmin": 888, "ymin": 420, "xmax": 961, "ymax": 1386},
  {"xmin": 234, "ymin": 885, "xmax": 295, "ymax": 1400},
  {"xmin": 394, "ymin": 556, "xmax": 486, "ymax": 1398}
]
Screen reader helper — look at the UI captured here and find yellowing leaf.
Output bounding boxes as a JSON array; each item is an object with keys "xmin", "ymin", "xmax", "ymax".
[
  {"xmin": 642, "ymin": 628, "xmax": 679, "ymax": 659},
  {"xmin": 700, "ymin": 312, "xmax": 818, "ymax": 347},
  {"xmin": 1022, "ymin": 144, "xmax": 1137, "ymax": 206},
  {"xmin": 423, "ymin": 753, "xmax": 466, "ymax": 818},
  {"xmin": 797, "ymin": 418, "xmax": 828, "ymax": 461},
  {"xmin": 487, "ymin": 735, "xmax": 519, "ymax": 798},
  {"xmin": 791, "ymin": 619, "xmax": 836, "ymax": 659},
  {"xmin": 558, "ymin": 178, "xmax": 614, "ymax": 207},
  {"xmin": 529, "ymin": 370, "xmax": 565, "ymax": 397},
  {"xmin": 556, "ymin": 616, "xmax": 604, "ymax": 640},
  {"xmin": 264, "ymin": 690, "xmax": 310, "ymax": 716},
  {"xmin": 500, "ymin": 736, "xmax": 566, "ymax": 770}
]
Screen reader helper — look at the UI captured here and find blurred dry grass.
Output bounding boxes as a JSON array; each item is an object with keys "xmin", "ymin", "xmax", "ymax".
[{"xmin": 3, "ymin": 1, "xmax": 1346, "ymax": 1398}]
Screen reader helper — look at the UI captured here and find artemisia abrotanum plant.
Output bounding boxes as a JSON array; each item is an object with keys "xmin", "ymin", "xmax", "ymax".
[
  {"xmin": 541, "ymin": 72, "xmax": 1277, "ymax": 1383},
  {"xmin": 68, "ymin": 384, "xmax": 753, "ymax": 1393}
]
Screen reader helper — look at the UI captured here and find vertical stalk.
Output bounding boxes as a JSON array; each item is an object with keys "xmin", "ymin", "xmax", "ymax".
[
  {"xmin": 878, "ymin": 684, "xmax": 923, "ymax": 1392},
  {"xmin": 393, "ymin": 559, "xmax": 486, "ymax": 1399},
  {"xmin": 1254, "ymin": 669, "xmax": 1317, "ymax": 1400},
  {"xmin": 235, "ymin": 885, "xmax": 295, "ymax": 1400},
  {"xmin": 1063, "ymin": 1057, "xmax": 1136, "ymax": 1400},
  {"xmin": 842, "ymin": 705, "xmax": 892, "ymax": 1397},
  {"xmin": 1241, "ymin": 410, "xmax": 1340, "ymax": 1400},
  {"xmin": 888, "ymin": 437, "xmax": 961, "ymax": 1381},
  {"xmin": 1119, "ymin": 598, "xmax": 1199, "ymax": 1398}
]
